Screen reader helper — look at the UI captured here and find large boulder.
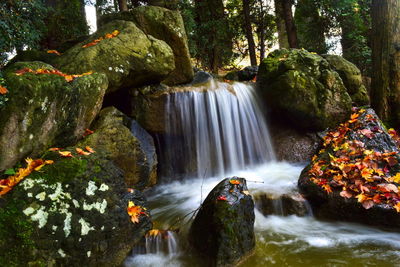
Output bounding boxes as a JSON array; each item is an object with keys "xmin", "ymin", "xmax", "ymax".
[
  {"xmin": 258, "ymin": 49, "xmax": 352, "ymax": 131},
  {"xmin": 54, "ymin": 20, "xmax": 175, "ymax": 93},
  {"xmin": 299, "ymin": 108, "xmax": 400, "ymax": 229},
  {"xmin": 0, "ymin": 61, "xmax": 107, "ymax": 171},
  {"xmin": 0, "ymin": 150, "xmax": 151, "ymax": 266},
  {"xmin": 322, "ymin": 54, "xmax": 370, "ymax": 106},
  {"xmin": 98, "ymin": 6, "xmax": 193, "ymax": 86},
  {"xmin": 254, "ymin": 192, "xmax": 310, "ymax": 217},
  {"xmin": 189, "ymin": 177, "xmax": 255, "ymax": 266},
  {"xmin": 79, "ymin": 107, "xmax": 157, "ymax": 189}
]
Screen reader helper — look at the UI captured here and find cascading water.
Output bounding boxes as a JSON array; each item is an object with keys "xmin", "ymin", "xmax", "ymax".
[
  {"xmin": 159, "ymin": 80, "xmax": 275, "ymax": 178},
  {"xmin": 126, "ymin": 80, "xmax": 400, "ymax": 266}
]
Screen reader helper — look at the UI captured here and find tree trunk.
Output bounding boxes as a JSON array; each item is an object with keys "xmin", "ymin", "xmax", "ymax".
[
  {"xmin": 282, "ymin": 0, "xmax": 298, "ymax": 48},
  {"xmin": 243, "ymin": 0, "xmax": 257, "ymax": 66},
  {"xmin": 371, "ymin": 0, "xmax": 400, "ymax": 126},
  {"xmin": 274, "ymin": 0, "xmax": 289, "ymax": 48},
  {"xmin": 118, "ymin": 0, "xmax": 128, "ymax": 11}
]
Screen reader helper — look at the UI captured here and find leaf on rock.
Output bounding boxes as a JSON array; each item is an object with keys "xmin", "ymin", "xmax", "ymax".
[
  {"xmin": 82, "ymin": 30, "xmax": 120, "ymax": 48},
  {"xmin": 127, "ymin": 201, "xmax": 143, "ymax": 224},
  {"xmin": 217, "ymin": 195, "xmax": 227, "ymax": 201},
  {"xmin": 362, "ymin": 200, "xmax": 374, "ymax": 209},
  {"xmin": 58, "ymin": 151, "xmax": 73, "ymax": 158},
  {"xmin": 76, "ymin": 148, "xmax": 90, "ymax": 156},
  {"xmin": 15, "ymin": 68, "xmax": 93, "ymax": 82},
  {"xmin": 0, "ymin": 86, "xmax": 8, "ymax": 95},
  {"xmin": 340, "ymin": 190, "xmax": 353, "ymax": 198},
  {"xmin": 49, "ymin": 147, "xmax": 61, "ymax": 151},
  {"xmin": 47, "ymin": 50, "xmax": 61, "ymax": 55},
  {"xmin": 229, "ymin": 179, "xmax": 240, "ymax": 185},
  {"xmin": 85, "ymin": 146, "xmax": 95, "ymax": 153}
]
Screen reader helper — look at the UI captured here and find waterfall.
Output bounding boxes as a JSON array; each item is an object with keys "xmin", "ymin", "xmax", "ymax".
[{"xmin": 159, "ymin": 80, "xmax": 275, "ymax": 178}]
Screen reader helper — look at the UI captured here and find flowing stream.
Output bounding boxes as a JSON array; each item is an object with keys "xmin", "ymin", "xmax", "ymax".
[{"xmin": 126, "ymin": 81, "xmax": 400, "ymax": 266}]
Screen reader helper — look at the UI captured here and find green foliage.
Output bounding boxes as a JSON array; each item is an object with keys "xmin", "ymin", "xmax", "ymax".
[
  {"xmin": 0, "ymin": 72, "xmax": 9, "ymax": 108},
  {"xmin": 0, "ymin": 0, "xmax": 48, "ymax": 67}
]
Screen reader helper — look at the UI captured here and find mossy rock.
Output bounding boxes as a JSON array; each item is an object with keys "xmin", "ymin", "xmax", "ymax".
[
  {"xmin": 0, "ymin": 150, "xmax": 151, "ymax": 266},
  {"xmin": 79, "ymin": 107, "xmax": 157, "ymax": 189},
  {"xmin": 257, "ymin": 49, "xmax": 352, "ymax": 131},
  {"xmin": 98, "ymin": 6, "xmax": 193, "ymax": 86},
  {"xmin": 53, "ymin": 20, "xmax": 175, "ymax": 93},
  {"xmin": 0, "ymin": 61, "xmax": 107, "ymax": 171},
  {"xmin": 322, "ymin": 54, "xmax": 370, "ymax": 106},
  {"xmin": 190, "ymin": 177, "xmax": 255, "ymax": 266}
]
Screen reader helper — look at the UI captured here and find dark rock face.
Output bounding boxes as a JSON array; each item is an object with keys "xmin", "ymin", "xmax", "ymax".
[
  {"xmin": 79, "ymin": 107, "xmax": 157, "ymax": 189},
  {"xmin": 254, "ymin": 192, "xmax": 311, "ymax": 217},
  {"xmin": 225, "ymin": 66, "xmax": 258, "ymax": 81},
  {"xmin": 299, "ymin": 108, "xmax": 400, "ymax": 230},
  {"xmin": 257, "ymin": 49, "xmax": 352, "ymax": 131},
  {"xmin": 0, "ymin": 61, "xmax": 107, "ymax": 171},
  {"xmin": 191, "ymin": 70, "xmax": 213, "ymax": 85},
  {"xmin": 190, "ymin": 177, "xmax": 255, "ymax": 266},
  {"xmin": 0, "ymin": 151, "xmax": 152, "ymax": 266},
  {"xmin": 269, "ymin": 121, "xmax": 321, "ymax": 163}
]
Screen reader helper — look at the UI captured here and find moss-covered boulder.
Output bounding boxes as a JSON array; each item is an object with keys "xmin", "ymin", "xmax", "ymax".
[
  {"xmin": 0, "ymin": 150, "xmax": 151, "ymax": 266},
  {"xmin": 299, "ymin": 108, "xmax": 400, "ymax": 230},
  {"xmin": 0, "ymin": 61, "xmax": 107, "ymax": 171},
  {"xmin": 190, "ymin": 177, "xmax": 255, "ymax": 266},
  {"xmin": 54, "ymin": 20, "xmax": 175, "ymax": 93},
  {"xmin": 98, "ymin": 6, "xmax": 193, "ymax": 86},
  {"xmin": 322, "ymin": 54, "xmax": 370, "ymax": 106},
  {"xmin": 79, "ymin": 107, "xmax": 157, "ymax": 189},
  {"xmin": 257, "ymin": 49, "xmax": 352, "ymax": 131}
]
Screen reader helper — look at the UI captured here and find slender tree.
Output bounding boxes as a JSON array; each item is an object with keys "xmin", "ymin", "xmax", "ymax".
[
  {"xmin": 243, "ymin": 0, "xmax": 257, "ymax": 65},
  {"xmin": 274, "ymin": 0, "xmax": 290, "ymax": 48},
  {"xmin": 118, "ymin": 0, "xmax": 128, "ymax": 11},
  {"xmin": 371, "ymin": 0, "xmax": 400, "ymax": 126},
  {"xmin": 281, "ymin": 0, "xmax": 298, "ymax": 48}
]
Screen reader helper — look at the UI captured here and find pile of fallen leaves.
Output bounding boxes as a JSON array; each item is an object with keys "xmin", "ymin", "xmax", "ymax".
[
  {"xmin": 127, "ymin": 200, "xmax": 148, "ymax": 224},
  {"xmin": 15, "ymin": 68, "xmax": 93, "ymax": 82},
  {"xmin": 49, "ymin": 146, "xmax": 95, "ymax": 157},
  {"xmin": 308, "ymin": 108, "xmax": 400, "ymax": 212},
  {"xmin": 82, "ymin": 30, "xmax": 120, "ymax": 48},
  {"xmin": 0, "ymin": 158, "xmax": 53, "ymax": 196}
]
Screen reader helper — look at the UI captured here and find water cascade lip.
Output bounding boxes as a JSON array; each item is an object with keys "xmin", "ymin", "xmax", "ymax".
[{"xmin": 159, "ymin": 80, "xmax": 275, "ymax": 179}]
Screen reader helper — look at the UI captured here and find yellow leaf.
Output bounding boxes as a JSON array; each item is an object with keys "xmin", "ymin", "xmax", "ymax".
[{"xmin": 59, "ymin": 151, "xmax": 73, "ymax": 158}]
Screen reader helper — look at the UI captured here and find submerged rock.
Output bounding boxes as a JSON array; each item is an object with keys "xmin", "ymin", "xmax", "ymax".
[
  {"xmin": 0, "ymin": 151, "xmax": 151, "ymax": 266},
  {"xmin": 190, "ymin": 177, "xmax": 255, "ymax": 266},
  {"xmin": 80, "ymin": 107, "xmax": 157, "ymax": 189},
  {"xmin": 254, "ymin": 192, "xmax": 311, "ymax": 217},
  {"xmin": 0, "ymin": 61, "xmax": 107, "ymax": 171},
  {"xmin": 299, "ymin": 108, "xmax": 400, "ymax": 230},
  {"xmin": 54, "ymin": 19, "xmax": 174, "ymax": 93},
  {"xmin": 257, "ymin": 48, "xmax": 352, "ymax": 131},
  {"xmin": 322, "ymin": 54, "xmax": 370, "ymax": 106},
  {"xmin": 98, "ymin": 5, "xmax": 193, "ymax": 86}
]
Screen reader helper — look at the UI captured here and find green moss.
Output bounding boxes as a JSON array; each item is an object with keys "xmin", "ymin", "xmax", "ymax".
[{"xmin": 0, "ymin": 196, "xmax": 36, "ymax": 266}]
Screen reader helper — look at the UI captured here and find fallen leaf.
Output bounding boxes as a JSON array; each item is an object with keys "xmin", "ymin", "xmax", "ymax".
[
  {"xmin": 395, "ymin": 202, "xmax": 400, "ymax": 213},
  {"xmin": 147, "ymin": 229, "xmax": 160, "ymax": 237},
  {"xmin": 362, "ymin": 200, "xmax": 374, "ymax": 209},
  {"xmin": 340, "ymin": 190, "xmax": 353, "ymax": 198},
  {"xmin": 58, "ymin": 151, "xmax": 73, "ymax": 158},
  {"xmin": 85, "ymin": 146, "xmax": 95, "ymax": 153},
  {"xmin": 76, "ymin": 147, "xmax": 90, "ymax": 156},
  {"xmin": 230, "ymin": 179, "xmax": 240, "ymax": 185},
  {"xmin": 0, "ymin": 86, "xmax": 8, "ymax": 95},
  {"xmin": 47, "ymin": 50, "xmax": 61, "ymax": 55},
  {"xmin": 49, "ymin": 147, "xmax": 61, "ymax": 151},
  {"xmin": 217, "ymin": 195, "xmax": 227, "ymax": 201},
  {"xmin": 83, "ymin": 128, "xmax": 94, "ymax": 137},
  {"xmin": 127, "ymin": 201, "xmax": 142, "ymax": 223}
]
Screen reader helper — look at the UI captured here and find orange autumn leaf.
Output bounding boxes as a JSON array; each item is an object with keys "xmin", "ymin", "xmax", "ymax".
[
  {"xmin": 83, "ymin": 128, "xmax": 94, "ymax": 137},
  {"xmin": 82, "ymin": 30, "xmax": 120, "ymax": 48},
  {"xmin": 85, "ymin": 146, "xmax": 95, "ymax": 153},
  {"xmin": 322, "ymin": 184, "xmax": 332, "ymax": 193},
  {"xmin": 49, "ymin": 147, "xmax": 61, "ymax": 151},
  {"xmin": 229, "ymin": 179, "xmax": 240, "ymax": 185},
  {"xmin": 76, "ymin": 148, "xmax": 90, "ymax": 156},
  {"xmin": 47, "ymin": 50, "xmax": 61, "ymax": 55},
  {"xmin": 0, "ymin": 86, "xmax": 8, "ymax": 95},
  {"xmin": 58, "ymin": 151, "xmax": 73, "ymax": 158},
  {"xmin": 0, "ymin": 158, "xmax": 52, "ymax": 196},
  {"xmin": 395, "ymin": 202, "xmax": 400, "ymax": 213},
  {"xmin": 147, "ymin": 229, "xmax": 161, "ymax": 237},
  {"xmin": 15, "ymin": 68, "xmax": 92, "ymax": 82},
  {"xmin": 127, "ymin": 201, "xmax": 142, "ymax": 224}
]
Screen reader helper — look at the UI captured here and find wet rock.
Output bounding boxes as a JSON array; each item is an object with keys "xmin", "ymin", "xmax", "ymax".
[
  {"xmin": 54, "ymin": 19, "xmax": 174, "ymax": 93},
  {"xmin": 0, "ymin": 150, "xmax": 152, "ymax": 266},
  {"xmin": 225, "ymin": 66, "xmax": 258, "ymax": 81},
  {"xmin": 269, "ymin": 121, "xmax": 321, "ymax": 163},
  {"xmin": 79, "ymin": 107, "xmax": 157, "ymax": 189},
  {"xmin": 322, "ymin": 54, "xmax": 370, "ymax": 106},
  {"xmin": 190, "ymin": 177, "xmax": 255, "ymax": 266},
  {"xmin": 98, "ymin": 6, "xmax": 193, "ymax": 86},
  {"xmin": 191, "ymin": 70, "xmax": 213, "ymax": 85},
  {"xmin": 254, "ymin": 192, "xmax": 310, "ymax": 217},
  {"xmin": 0, "ymin": 61, "xmax": 107, "ymax": 171},
  {"xmin": 299, "ymin": 108, "xmax": 400, "ymax": 230},
  {"xmin": 257, "ymin": 49, "xmax": 352, "ymax": 131}
]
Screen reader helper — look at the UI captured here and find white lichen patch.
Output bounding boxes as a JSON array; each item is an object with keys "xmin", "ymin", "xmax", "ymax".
[
  {"xmin": 23, "ymin": 207, "xmax": 36, "ymax": 216},
  {"xmin": 27, "ymin": 192, "xmax": 33, "ymax": 198},
  {"xmin": 79, "ymin": 218, "xmax": 95, "ymax": 235},
  {"xmin": 31, "ymin": 207, "xmax": 49, "ymax": 228},
  {"xmin": 87, "ymin": 251, "xmax": 91, "ymax": 257},
  {"xmin": 48, "ymin": 182, "xmax": 63, "ymax": 201},
  {"xmin": 83, "ymin": 199, "xmax": 107, "ymax": 214},
  {"xmin": 41, "ymin": 96, "xmax": 49, "ymax": 112},
  {"xmin": 101, "ymin": 226, "xmax": 105, "ymax": 231},
  {"xmin": 64, "ymin": 212, "xmax": 72, "ymax": 237},
  {"xmin": 72, "ymin": 199, "xmax": 80, "ymax": 208},
  {"xmin": 29, "ymin": 134, "xmax": 34, "ymax": 140},
  {"xmin": 52, "ymin": 225, "xmax": 58, "ymax": 231},
  {"xmin": 58, "ymin": 249, "xmax": 66, "ymax": 258},
  {"xmin": 98, "ymin": 183, "xmax": 109, "ymax": 191},
  {"xmin": 86, "ymin": 181, "xmax": 98, "ymax": 196},
  {"xmin": 36, "ymin": 191, "xmax": 46, "ymax": 201}
]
